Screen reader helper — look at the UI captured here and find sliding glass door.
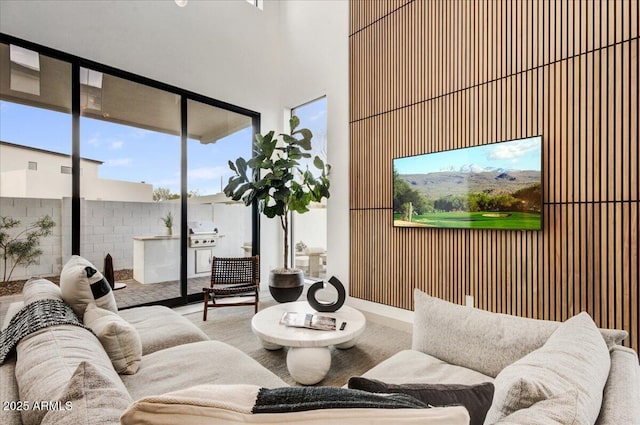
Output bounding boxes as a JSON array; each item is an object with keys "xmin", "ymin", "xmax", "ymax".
[
  {"xmin": 185, "ymin": 99, "xmax": 253, "ymax": 297},
  {"xmin": 0, "ymin": 35, "xmax": 258, "ymax": 309},
  {"xmin": 79, "ymin": 67, "xmax": 183, "ymax": 307}
]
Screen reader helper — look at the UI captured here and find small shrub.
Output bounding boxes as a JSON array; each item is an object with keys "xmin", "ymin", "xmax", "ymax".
[{"xmin": 0, "ymin": 215, "xmax": 55, "ymax": 284}]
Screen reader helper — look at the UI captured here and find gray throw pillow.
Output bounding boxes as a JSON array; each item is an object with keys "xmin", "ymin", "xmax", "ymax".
[
  {"xmin": 484, "ymin": 312, "xmax": 610, "ymax": 425},
  {"xmin": 412, "ymin": 289, "xmax": 626, "ymax": 378},
  {"xmin": 495, "ymin": 390, "xmax": 579, "ymax": 424},
  {"xmin": 348, "ymin": 377, "xmax": 494, "ymax": 425},
  {"xmin": 41, "ymin": 361, "xmax": 132, "ymax": 425}
]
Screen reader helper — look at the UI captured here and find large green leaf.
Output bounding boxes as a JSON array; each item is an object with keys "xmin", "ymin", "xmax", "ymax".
[
  {"xmin": 272, "ymin": 187, "xmax": 291, "ymax": 201},
  {"xmin": 263, "ymin": 201, "xmax": 286, "ymax": 218},
  {"xmin": 281, "ymin": 134, "xmax": 297, "ymax": 145},
  {"xmin": 294, "ymin": 133, "xmax": 312, "ymax": 150},
  {"xmin": 289, "ymin": 191, "xmax": 311, "ymax": 214},
  {"xmin": 235, "ymin": 157, "xmax": 249, "ymax": 181},
  {"xmin": 313, "ymin": 156, "xmax": 324, "ymax": 170},
  {"xmin": 235, "ymin": 183, "xmax": 253, "ymax": 204},
  {"xmin": 247, "ymin": 154, "xmax": 266, "ymax": 169},
  {"xmin": 260, "ymin": 131, "xmax": 277, "ymax": 159},
  {"xmin": 223, "ymin": 176, "xmax": 239, "ymax": 193},
  {"xmin": 289, "ymin": 115, "xmax": 300, "ymax": 133}
]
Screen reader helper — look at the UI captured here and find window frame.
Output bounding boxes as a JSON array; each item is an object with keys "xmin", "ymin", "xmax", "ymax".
[{"xmin": 0, "ymin": 32, "xmax": 261, "ymax": 309}]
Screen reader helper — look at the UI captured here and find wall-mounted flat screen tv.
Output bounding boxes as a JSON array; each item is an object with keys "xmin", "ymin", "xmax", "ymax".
[{"xmin": 393, "ymin": 136, "xmax": 542, "ymax": 230}]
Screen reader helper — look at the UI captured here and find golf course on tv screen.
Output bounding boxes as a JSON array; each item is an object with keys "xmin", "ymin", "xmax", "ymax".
[{"xmin": 393, "ymin": 136, "xmax": 542, "ymax": 230}]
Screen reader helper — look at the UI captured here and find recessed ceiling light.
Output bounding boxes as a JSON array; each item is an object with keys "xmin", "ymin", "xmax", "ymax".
[{"xmin": 175, "ymin": 0, "xmax": 188, "ymax": 7}]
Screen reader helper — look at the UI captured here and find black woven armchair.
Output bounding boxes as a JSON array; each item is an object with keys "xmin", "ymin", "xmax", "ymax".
[{"xmin": 202, "ymin": 255, "xmax": 260, "ymax": 321}]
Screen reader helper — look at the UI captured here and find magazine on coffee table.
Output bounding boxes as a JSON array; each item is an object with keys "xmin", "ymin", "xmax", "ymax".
[{"xmin": 280, "ymin": 312, "xmax": 337, "ymax": 331}]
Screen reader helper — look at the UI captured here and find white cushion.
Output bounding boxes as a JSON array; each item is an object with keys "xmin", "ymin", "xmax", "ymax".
[
  {"xmin": 83, "ymin": 303, "xmax": 142, "ymax": 374},
  {"xmin": 360, "ymin": 349, "xmax": 493, "ymax": 386},
  {"xmin": 119, "ymin": 306, "xmax": 208, "ymax": 355},
  {"xmin": 121, "ymin": 384, "xmax": 470, "ymax": 425},
  {"xmin": 121, "ymin": 341, "xmax": 286, "ymax": 400},
  {"xmin": 485, "ymin": 312, "xmax": 611, "ymax": 425},
  {"xmin": 412, "ymin": 289, "xmax": 626, "ymax": 378},
  {"xmin": 22, "ymin": 277, "xmax": 63, "ymax": 304},
  {"xmin": 60, "ymin": 255, "xmax": 117, "ymax": 319},
  {"xmin": 597, "ymin": 346, "xmax": 640, "ymax": 424}
]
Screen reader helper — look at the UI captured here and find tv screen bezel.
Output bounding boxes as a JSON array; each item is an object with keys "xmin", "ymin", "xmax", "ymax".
[{"xmin": 392, "ymin": 135, "xmax": 544, "ymax": 231}]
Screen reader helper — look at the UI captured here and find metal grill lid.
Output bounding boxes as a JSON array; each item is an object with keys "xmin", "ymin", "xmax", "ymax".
[{"xmin": 188, "ymin": 220, "xmax": 218, "ymax": 235}]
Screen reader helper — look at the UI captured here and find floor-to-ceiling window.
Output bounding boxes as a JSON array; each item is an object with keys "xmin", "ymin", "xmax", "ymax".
[
  {"xmin": 0, "ymin": 35, "xmax": 258, "ymax": 309},
  {"xmin": 0, "ymin": 42, "xmax": 70, "ymax": 304},
  {"xmin": 79, "ymin": 67, "xmax": 183, "ymax": 306},
  {"xmin": 186, "ymin": 99, "xmax": 253, "ymax": 297},
  {"xmin": 290, "ymin": 97, "xmax": 327, "ymax": 280}
]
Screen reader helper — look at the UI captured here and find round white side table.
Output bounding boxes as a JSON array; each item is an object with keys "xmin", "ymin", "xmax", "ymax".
[{"xmin": 251, "ymin": 301, "xmax": 366, "ymax": 385}]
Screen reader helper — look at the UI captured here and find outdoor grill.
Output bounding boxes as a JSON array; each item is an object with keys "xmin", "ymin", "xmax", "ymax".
[{"xmin": 188, "ymin": 221, "xmax": 219, "ymax": 248}]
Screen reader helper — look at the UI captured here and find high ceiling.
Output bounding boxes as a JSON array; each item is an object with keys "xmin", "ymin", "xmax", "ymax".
[{"xmin": 0, "ymin": 43, "xmax": 251, "ymax": 144}]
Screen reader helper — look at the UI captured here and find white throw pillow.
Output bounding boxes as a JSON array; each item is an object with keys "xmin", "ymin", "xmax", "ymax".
[
  {"xmin": 484, "ymin": 312, "xmax": 611, "ymax": 425},
  {"xmin": 60, "ymin": 255, "xmax": 117, "ymax": 319},
  {"xmin": 83, "ymin": 303, "xmax": 142, "ymax": 374}
]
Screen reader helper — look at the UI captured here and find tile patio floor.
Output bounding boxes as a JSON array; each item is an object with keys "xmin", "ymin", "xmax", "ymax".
[
  {"xmin": 0, "ymin": 276, "xmax": 211, "ymax": 325},
  {"xmin": 113, "ymin": 276, "xmax": 210, "ymax": 309},
  {"xmin": 1, "ymin": 274, "xmax": 324, "ymax": 325}
]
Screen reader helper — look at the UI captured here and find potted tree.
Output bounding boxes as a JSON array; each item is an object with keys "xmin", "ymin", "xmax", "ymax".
[{"xmin": 223, "ymin": 116, "xmax": 330, "ymax": 302}]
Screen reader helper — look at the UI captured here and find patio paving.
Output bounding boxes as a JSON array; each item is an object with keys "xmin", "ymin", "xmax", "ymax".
[
  {"xmin": 0, "ymin": 276, "xmax": 211, "ymax": 325},
  {"xmin": 113, "ymin": 276, "xmax": 210, "ymax": 308},
  {"xmin": 0, "ymin": 274, "xmax": 325, "ymax": 325}
]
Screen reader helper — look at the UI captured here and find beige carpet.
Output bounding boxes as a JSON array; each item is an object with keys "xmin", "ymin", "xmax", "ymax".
[{"xmin": 184, "ymin": 305, "xmax": 411, "ymax": 387}]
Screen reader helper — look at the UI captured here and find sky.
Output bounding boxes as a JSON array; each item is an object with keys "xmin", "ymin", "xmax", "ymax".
[
  {"xmin": 394, "ymin": 136, "xmax": 542, "ymax": 175},
  {"xmin": 0, "ymin": 97, "xmax": 327, "ymax": 196},
  {"xmin": 292, "ymin": 96, "xmax": 327, "ymax": 175}
]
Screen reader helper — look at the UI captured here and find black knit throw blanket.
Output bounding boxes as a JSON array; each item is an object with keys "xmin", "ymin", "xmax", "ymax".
[
  {"xmin": 252, "ymin": 387, "xmax": 432, "ymax": 413},
  {"xmin": 0, "ymin": 299, "xmax": 92, "ymax": 365}
]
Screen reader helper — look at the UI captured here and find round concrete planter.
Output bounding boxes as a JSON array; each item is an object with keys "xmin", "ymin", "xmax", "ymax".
[{"xmin": 269, "ymin": 269, "xmax": 304, "ymax": 303}]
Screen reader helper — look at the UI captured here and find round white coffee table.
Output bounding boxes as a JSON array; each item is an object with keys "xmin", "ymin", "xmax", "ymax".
[{"xmin": 251, "ymin": 301, "xmax": 366, "ymax": 385}]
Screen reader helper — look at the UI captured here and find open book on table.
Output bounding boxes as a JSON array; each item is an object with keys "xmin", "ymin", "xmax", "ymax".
[{"xmin": 280, "ymin": 312, "xmax": 337, "ymax": 331}]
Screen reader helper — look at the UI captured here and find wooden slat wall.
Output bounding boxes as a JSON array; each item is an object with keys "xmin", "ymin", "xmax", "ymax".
[{"xmin": 349, "ymin": 0, "xmax": 639, "ymax": 353}]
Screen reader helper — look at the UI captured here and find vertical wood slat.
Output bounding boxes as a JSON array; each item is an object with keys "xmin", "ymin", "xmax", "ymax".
[{"xmin": 349, "ymin": 0, "xmax": 639, "ymax": 353}]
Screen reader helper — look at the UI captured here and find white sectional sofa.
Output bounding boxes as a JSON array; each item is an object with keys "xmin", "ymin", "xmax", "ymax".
[
  {"xmin": 359, "ymin": 289, "xmax": 640, "ymax": 424},
  {"xmin": 0, "ymin": 278, "xmax": 287, "ymax": 425},
  {"xmin": 2, "ymin": 275, "xmax": 638, "ymax": 424},
  {"xmin": 0, "ymin": 276, "xmax": 467, "ymax": 425}
]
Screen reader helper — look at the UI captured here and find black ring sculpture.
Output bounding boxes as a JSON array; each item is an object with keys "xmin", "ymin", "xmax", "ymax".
[{"xmin": 307, "ymin": 276, "xmax": 346, "ymax": 313}]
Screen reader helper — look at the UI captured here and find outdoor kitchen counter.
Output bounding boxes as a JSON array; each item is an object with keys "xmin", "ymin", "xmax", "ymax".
[
  {"xmin": 133, "ymin": 236, "xmax": 180, "ymax": 284},
  {"xmin": 133, "ymin": 235, "xmax": 180, "ymax": 241}
]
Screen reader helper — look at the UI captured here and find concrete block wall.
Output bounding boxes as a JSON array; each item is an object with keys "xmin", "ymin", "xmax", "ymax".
[
  {"xmin": 1, "ymin": 197, "xmax": 212, "ymax": 281},
  {"xmin": 0, "ymin": 197, "xmax": 63, "ymax": 281},
  {"xmin": 77, "ymin": 200, "xmax": 184, "ymax": 271}
]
